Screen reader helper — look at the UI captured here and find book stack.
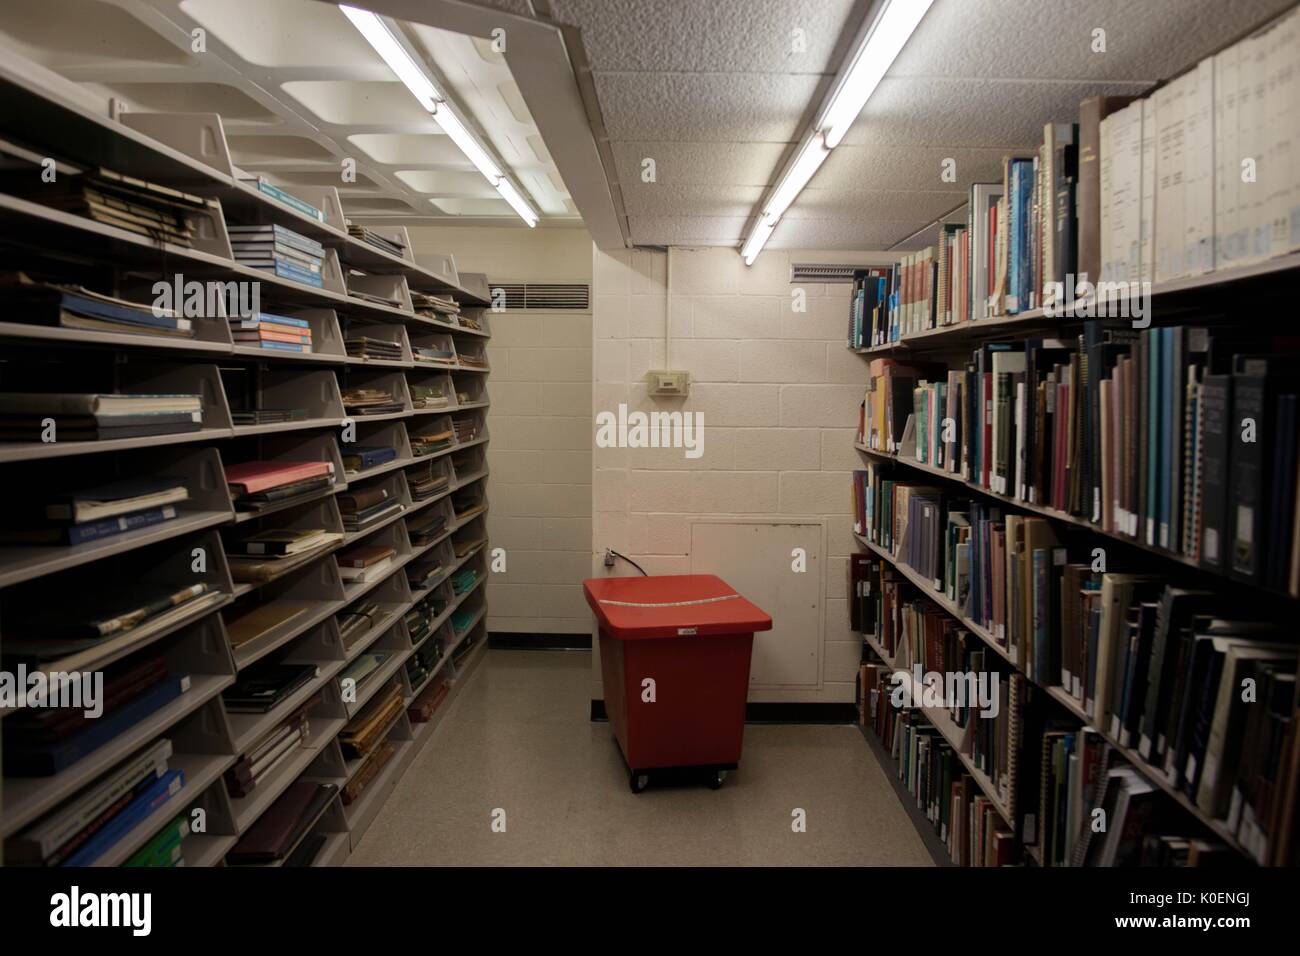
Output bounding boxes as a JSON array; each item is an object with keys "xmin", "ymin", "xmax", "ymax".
[
  {"xmin": 409, "ymin": 383, "xmax": 449, "ymax": 410},
  {"xmin": 229, "ymin": 312, "xmax": 314, "ymax": 354},
  {"xmin": 452, "ymin": 415, "xmax": 478, "ymax": 443},
  {"xmin": 337, "ymin": 601, "xmax": 381, "ymax": 653},
  {"xmin": 407, "ymin": 466, "xmax": 450, "ymax": 501},
  {"xmin": 453, "ymin": 533, "xmax": 485, "ymax": 559},
  {"xmin": 0, "ymin": 273, "xmax": 195, "ymax": 338},
  {"xmin": 6, "ymin": 167, "xmax": 210, "ymax": 247},
  {"xmin": 225, "ymin": 527, "xmax": 344, "ymax": 583},
  {"xmin": 457, "ymin": 350, "xmax": 488, "ymax": 369},
  {"xmin": 238, "ymin": 174, "xmax": 325, "ymax": 223},
  {"xmin": 225, "ymin": 779, "xmax": 337, "ymax": 865},
  {"xmin": 225, "ymin": 459, "xmax": 336, "ymax": 512},
  {"xmin": 124, "ymin": 813, "xmax": 189, "ymax": 867},
  {"xmin": 406, "ymin": 553, "xmax": 444, "ymax": 591},
  {"xmin": 223, "ymin": 600, "xmax": 310, "ymax": 651},
  {"xmin": 846, "ymin": 268, "xmax": 894, "ymax": 350},
  {"xmin": 0, "ymin": 392, "xmax": 202, "ymax": 442},
  {"xmin": 337, "ymin": 543, "xmax": 397, "ymax": 585},
  {"xmin": 3, "ymin": 739, "xmax": 185, "ymax": 867},
  {"xmin": 5, "ymin": 582, "xmax": 220, "ymax": 672},
  {"xmin": 345, "ymin": 336, "xmax": 404, "ymax": 362},
  {"xmin": 222, "ymin": 660, "xmax": 318, "ymax": 715},
  {"xmin": 452, "ymin": 492, "xmax": 486, "ymax": 523},
  {"xmin": 404, "ymin": 601, "xmax": 436, "ymax": 646},
  {"xmin": 450, "ymin": 566, "xmax": 478, "ymax": 597},
  {"xmin": 338, "ymin": 680, "xmax": 404, "ymax": 762},
  {"xmin": 1, "ymin": 476, "xmax": 188, "ymax": 547},
  {"xmin": 412, "ymin": 343, "xmax": 457, "ymax": 366},
  {"xmin": 341, "ymin": 445, "xmax": 397, "ymax": 474},
  {"xmin": 407, "ymin": 676, "xmax": 450, "ymax": 724},
  {"xmin": 408, "ymin": 511, "xmax": 447, "ymax": 547},
  {"xmin": 228, "ymin": 224, "xmax": 325, "ymax": 289},
  {"xmin": 456, "ymin": 312, "xmax": 482, "ymax": 332},
  {"xmin": 405, "ymin": 639, "xmax": 444, "ymax": 690},
  {"xmin": 411, "ymin": 427, "xmax": 453, "ymax": 457},
  {"xmin": 222, "ymin": 707, "xmax": 311, "ymax": 800},
  {"xmin": 337, "ymin": 484, "xmax": 403, "ymax": 531},
  {"xmin": 2, "ymin": 652, "xmax": 191, "ymax": 778},
  {"xmin": 347, "ymin": 223, "xmax": 406, "ymax": 258},
  {"xmin": 340, "ymin": 652, "xmax": 389, "ymax": 696},
  {"xmin": 340, "ymin": 387, "xmax": 403, "ymax": 416},
  {"xmin": 411, "ymin": 291, "xmax": 459, "ymax": 326}
]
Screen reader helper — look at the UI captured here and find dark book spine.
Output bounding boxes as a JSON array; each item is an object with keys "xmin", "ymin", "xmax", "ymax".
[
  {"xmin": 1198, "ymin": 374, "xmax": 1232, "ymax": 568},
  {"xmin": 1228, "ymin": 365, "xmax": 1267, "ymax": 581},
  {"xmin": 1076, "ymin": 96, "xmax": 1136, "ymax": 287}
]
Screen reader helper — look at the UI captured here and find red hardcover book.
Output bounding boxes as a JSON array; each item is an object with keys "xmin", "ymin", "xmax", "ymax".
[{"xmin": 225, "ymin": 460, "xmax": 333, "ymax": 495}]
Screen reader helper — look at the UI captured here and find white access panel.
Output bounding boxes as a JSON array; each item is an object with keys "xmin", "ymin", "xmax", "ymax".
[{"xmin": 689, "ymin": 520, "xmax": 823, "ymax": 689}]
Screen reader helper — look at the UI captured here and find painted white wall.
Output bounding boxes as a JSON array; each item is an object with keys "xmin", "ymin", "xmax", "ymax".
[
  {"xmin": 589, "ymin": 244, "xmax": 884, "ymax": 703},
  {"xmin": 407, "ymin": 225, "xmax": 594, "ymax": 634}
]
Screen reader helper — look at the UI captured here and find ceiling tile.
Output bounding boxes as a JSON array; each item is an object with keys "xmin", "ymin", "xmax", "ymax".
[
  {"xmin": 785, "ymin": 188, "xmax": 966, "ymax": 223},
  {"xmin": 890, "ymin": 0, "xmax": 1295, "ymax": 81},
  {"xmin": 549, "ymin": 0, "xmax": 860, "ymax": 74},
  {"xmin": 770, "ymin": 217, "xmax": 930, "ymax": 249},
  {"xmin": 610, "ymin": 140, "xmax": 790, "ymax": 187},
  {"xmin": 628, "ymin": 215, "xmax": 750, "ymax": 245},
  {"xmin": 814, "ymin": 144, "xmax": 1009, "ymax": 192},
  {"xmin": 593, "ymin": 71, "xmax": 822, "ymax": 142},
  {"xmin": 839, "ymin": 76, "xmax": 1150, "ymax": 148},
  {"xmin": 622, "ymin": 183, "xmax": 764, "ymax": 217}
]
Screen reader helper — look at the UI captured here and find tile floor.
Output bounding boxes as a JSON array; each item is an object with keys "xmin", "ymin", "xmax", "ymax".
[{"xmin": 348, "ymin": 648, "xmax": 934, "ymax": 866}]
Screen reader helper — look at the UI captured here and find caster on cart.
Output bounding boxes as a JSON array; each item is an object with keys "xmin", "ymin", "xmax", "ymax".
[
  {"xmin": 629, "ymin": 772, "xmax": 650, "ymax": 793},
  {"xmin": 706, "ymin": 769, "xmax": 727, "ymax": 790}
]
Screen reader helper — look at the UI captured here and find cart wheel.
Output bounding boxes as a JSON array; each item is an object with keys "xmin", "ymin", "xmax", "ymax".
[
  {"xmin": 707, "ymin": 769, "xmax": 727, "ymax": 790},
  {"xmin": 629, "ymin": 772, "xmax": 650, "ymax": 794}
]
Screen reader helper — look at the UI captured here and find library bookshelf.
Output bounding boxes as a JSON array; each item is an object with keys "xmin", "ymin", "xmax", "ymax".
[
  {"xmin": 0, "ymin": 66, "xmax": 493, "ymax": 867},
  {"xmin": 850, "ymin": 5, "xmax": 1300, "ymax": 868}
]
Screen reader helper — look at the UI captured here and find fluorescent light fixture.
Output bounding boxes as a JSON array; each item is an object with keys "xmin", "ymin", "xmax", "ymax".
[
  {"xmin": 339, "ymin": 6, "xmax": 437, "ymax": 111},
  {"xmin": 429, "ymin": 101, "xmax": 501, "ymax": 183},
  {"xmin": 819, "ymin": 0, "xmax": 935, "ymax": 148},
  {"xmin": 496, "ymin": 178, "xmax": 538, "ymax": 228},
  {"xmin": 740, "ymin": 0, "xmax": 932, "ymax": 264},
  {"xmin": 761, "ymin": 136, "xmax": 830, "ymax": 225},
  {"xmin": 341, "ymin": 4, "xmax": 540, "ymax": 227},
  {"xmin": 741, "ymin": 218, "xmax": 776, "ymax": 266}
]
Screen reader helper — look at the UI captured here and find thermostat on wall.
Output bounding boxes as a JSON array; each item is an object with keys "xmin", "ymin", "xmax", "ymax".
[{"xmin": 647, "ymin": 369, "xmax": 690, "ymax": 397}]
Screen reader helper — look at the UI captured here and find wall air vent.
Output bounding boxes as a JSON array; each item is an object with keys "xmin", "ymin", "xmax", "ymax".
[
  {"xmin": 789, "ymin": 264, "xmax": 872, "ymax": 284},
  {"xmin": 486, "ymin": 282, "xmax": 590, "ymax": 310}
]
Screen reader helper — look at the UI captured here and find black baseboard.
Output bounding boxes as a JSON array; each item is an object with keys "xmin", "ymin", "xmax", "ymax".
[
  {"xmin": 488, "ymin": 632, "xmax": 591, "ymax": 650},
  {"xmin": 589, "ymin": 699, "xmax": 857, "ymax": 724},
  {"xmin": 856, "ymin": 724, "xmax": 954, "ymax": 867}
]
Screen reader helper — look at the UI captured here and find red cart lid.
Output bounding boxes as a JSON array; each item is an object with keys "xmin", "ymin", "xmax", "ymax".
[{"xmin": 583, "ymin": 574, "xmax": 773, "ymax": 639}]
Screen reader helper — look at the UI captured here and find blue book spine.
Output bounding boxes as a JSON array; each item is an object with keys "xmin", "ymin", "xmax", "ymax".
[
  {"xmin": 270, "ymin": 224, "xmax": 326, "ymax": 258},
  {"xmin": 254, "ymin": 340, "xmax": 309, "ymax": 353},
  {"xmin": 61, "ymin": 292, "xmax": 185, "ymax": 331},
  {"xmin": 65, "ymin": 505, "xmax": 178, "ymax": 546},
  {"xmin": 270, "ymin": 259, "xmax": 325, "ymax": 288},
  {"xmin": 256, "ymin": 181, "xmax": 325, "ymax": 222},
  {"xmin": 1009, "ymin": 163, "xmax": 1022, "ymax": 311},
  {"xmin": 1160, "ymin": 328, "xmax": 1175, "ymax": 548},
  {"xmin": 254, "ymin": 311, "xmax": 311, "ymax": 329},
  {"xmin": 17, "ymin": 678, "xmax": 189, "ymax": 776},
  {"xmin": 63, "ymin": 770, "xmax": 184, "ymax": 867}
]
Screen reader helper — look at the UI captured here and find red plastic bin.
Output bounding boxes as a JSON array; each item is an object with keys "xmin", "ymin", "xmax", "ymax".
[{"xmin": 583, "ymin": 574, "xmax": 772, "ymax": 793}]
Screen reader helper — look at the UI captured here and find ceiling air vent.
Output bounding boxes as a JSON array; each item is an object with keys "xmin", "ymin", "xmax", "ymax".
[
  {"xmin": 487, "ymin": 281, "xmax": 590, "ymax": 310},
  {"xmin": 790, "ymin": 264, "xmax": 871, "ymax": 284}
]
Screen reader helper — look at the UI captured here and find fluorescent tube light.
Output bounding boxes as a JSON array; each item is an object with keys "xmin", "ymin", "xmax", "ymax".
[
  {"xmin": 741, "ymin": 218, "xmax": 776, "ymax": 266},
  {"xmin": 341, "ymin": 4, "xmax": 540, "ymax": 227},
  {"xmin": 339, "ymin": 6, "xmax": 437, "ymax": 111},
  {"xmin": 761, "ymin": 136, "xmax": 830, "ymax": 225},
  {"xmin": 739, "ymin": 0, "xmax": 932, "ymax": 264},
  {"xmin": 430, "ymin": 100, "xmax": 501, "ymax": 183},
  {"xmin": 819, "ymin": 0, "xmax": 934, "ymax": 148},
  {"xmin": 496, "ymin": 178, "xmax": 538, "ymax": 228}
]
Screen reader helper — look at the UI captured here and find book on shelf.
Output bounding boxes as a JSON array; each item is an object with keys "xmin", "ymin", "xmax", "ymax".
[
  {"xmin": 223, "ymin": 601, "xmax": 310, "ymax": 649},
  {"xmin": 337, "ymin": 543, "xmax": 396, "ymax": 584},
  {"xmin": 340, "ymin": 387, "xmax": 403, "ymax": 415},
  {"xmin": 4, "ymin": 582, "xmax": 218, "ymax": 668},
  {"xmin": 2, "ymin": 167, "xmax": 212, "ymax": 247},
  {"xmin": 3, "ymin": 670, "xmax": 191, "ymax": 777},
  {"xmin": 342, "ymin": 740, "xmax": 397, "ymax": 806},
  {"xmin": 347, "ymin": 223, "xmax": 407, "ymax": 257},
  {"xmin": 124, "ymin": 813, "xmax": 189, "ymax": 867},
  {"xmin": 409, "ymin": 383, "xmax": 449, "ymax": 409},
  {"xmin": 344, "ymin": 336, "xmax": 404, "ymax": 361},
  {"xmin": 338, "ymin": 601, "xmax": 382, "ymax": 651},
  {"xmin": 0, "ymin": 392, "xmax": 202, "ymax": 441},
  {"xmin": 225, "ymin": 780, "xmax": 338, "ymax": 865},
  {"xmin": 3, "ymin": 739, "xmax": 173, "ymax": 866},
  {"xmin": 222, "ymin": 661, "xmax": 319, "ymax": 714},
  {"xmin": 225, "ymin": 459, "xmax": 335, "ymax": 498},
  {"xmin": 224, "ymin": 700, "xmax": 317, "ymax": 799},
  {"xmin": 408, "ymin": 676, "xmax": 450, "ymax": 723},
  {"xmin": 225, "ymin": 532, "xmax": 343, "ymax": 583},
  {"xmin": 41, "ymin": 476, "xmax": 189, "ymax": 525},
  {"xmin": 0, "ymin": 503, "xmax": 180, "ymax": 547},
  {"xmin": 61, "ymin": 768, "xmax": 185, "ymax": 867},
  {"xmin": 0, "ymin": 272, "xmax": 195, "ymax": 337},
  {"xmin": 411, "ymin": 427, "xmax": 453, "ymax": 456},
  {"xmin": 338, "ymin": 680, "xmax": 403, "ymax": 759},
  {"xmin": 340, "ymin": 653, "xmax": 390, "ymax": 696},
  {"xmin": 231, "ymin": 527, "xmax": 338, "ymax": 557},
  {"xmin": 342, "ymin": 445, "xmax": 397, "ymax": 473}
]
